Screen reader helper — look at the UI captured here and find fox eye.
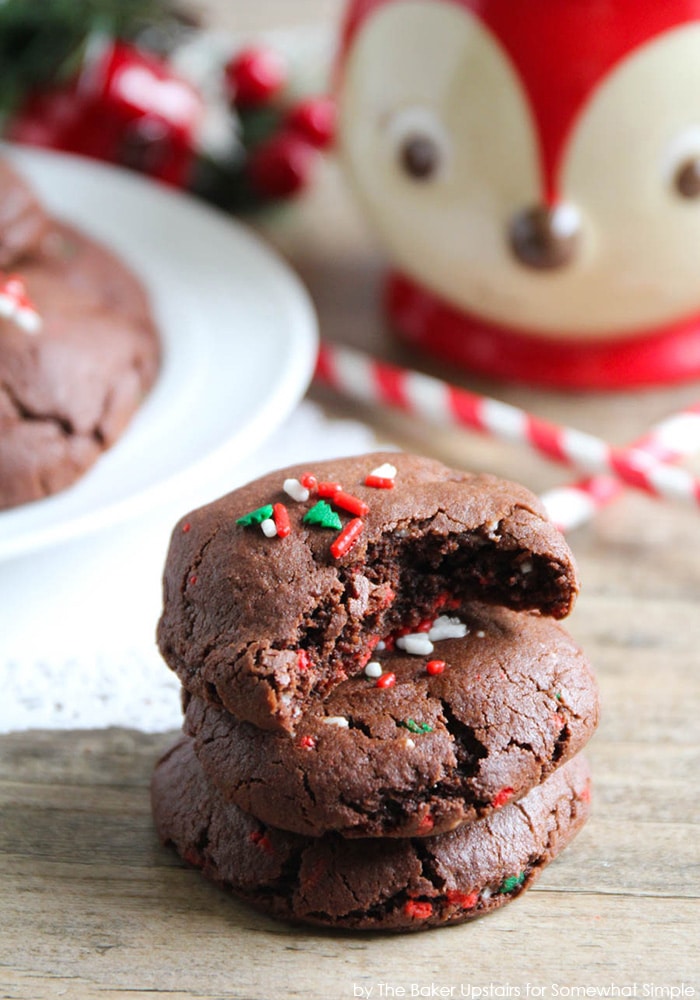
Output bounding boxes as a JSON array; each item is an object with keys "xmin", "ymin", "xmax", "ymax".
[
  {"xmin": 400, "ymin": 134, "xmax": 441, "ymax": 179},
  {"xmin": 675, "ymin": 157, "xmax": 700, "ymax": 199},
  {"xmin": 386, "ymin": 107, "xmax": 450, "ymax": 182}
]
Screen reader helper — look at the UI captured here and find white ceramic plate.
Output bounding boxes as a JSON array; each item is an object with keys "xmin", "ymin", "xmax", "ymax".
[{"xmin": 0, "ymin": 146, "xmax": 318, "ymax": 561}]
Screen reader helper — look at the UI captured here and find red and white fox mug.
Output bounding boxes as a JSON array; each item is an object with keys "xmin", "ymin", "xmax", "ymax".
[{"xmin": 337, "ymin": 0, "xmax": 700, "ymax": 388}]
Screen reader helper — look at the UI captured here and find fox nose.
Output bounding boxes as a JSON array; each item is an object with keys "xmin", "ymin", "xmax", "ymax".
[{"xmin": 508, "ymin": 203, "xmax": 581, "ymax": 270}]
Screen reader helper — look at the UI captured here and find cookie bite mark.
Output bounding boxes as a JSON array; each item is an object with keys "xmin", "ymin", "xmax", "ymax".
[
  {"xmin": 185, "ymin": 605, "xmax": 599, "ymax": 839},
  {"xmin": 158, "ymin": 453, "xmax": 579, "ymax": 732}
]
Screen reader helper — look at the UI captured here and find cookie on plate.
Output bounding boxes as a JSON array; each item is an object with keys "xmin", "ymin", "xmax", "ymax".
[
  {"xmin": 184, "ymin": 603, "xmax": 599, "ymax": 838},
  {"xmin": 0, "ymin": 268, "xmax": 159, "ymax": 509},
  {"xmin": 158, "ymin": 452, "xmax": 579, "ymax": 732},
  {"xmin": 0, "ymin": 158, "xmax": 49, "ymax": 268},
  {"xmin": 0, "ymin": 159, "xmax": 160, "ymax": 510},
  {"xmin": 151, "ymin": 736, "xmax": 591, "ymax": 933}
]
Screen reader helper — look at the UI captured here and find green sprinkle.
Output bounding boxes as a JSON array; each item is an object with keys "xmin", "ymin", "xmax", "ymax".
[
  {"xmin": 555, "ymin": 691, "xmax": 563, "ymax": 701},
  {"xmin": 499, "ymin": 872, "xmax": 526, "ymax": 894},
  {"xmin": 303, "ymin": 501, "xmax": 342, "ymax": 530},
  {"xmin": 398, "ymin": 719, "xmax": 434, "ymax": 735},
  {"xmin": 236, "ymin": 505, "xmax": 274, "ymax": 527}
]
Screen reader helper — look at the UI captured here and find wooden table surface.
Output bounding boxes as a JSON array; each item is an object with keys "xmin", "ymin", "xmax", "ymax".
[{"xmin": 2, "ymin": 2, "xmax": 699, "ymax": 998}]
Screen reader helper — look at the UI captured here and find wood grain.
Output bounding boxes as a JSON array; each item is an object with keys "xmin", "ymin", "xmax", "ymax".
[{"xmin": 2, "ymin": 1, "xmax": 699, "ymax": 996}]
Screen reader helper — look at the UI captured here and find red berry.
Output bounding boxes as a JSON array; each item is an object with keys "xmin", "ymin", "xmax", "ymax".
[
  {"xmin": 225, "ymin": 47, "xmax": 287, "ymax": 108},
  {"xmin": 287, "ymin": 97, "xmax": 337, "ymax": 149},
  {"xmin": 247, "ymin": 132, "xmax": 317, "ymax": 199}
]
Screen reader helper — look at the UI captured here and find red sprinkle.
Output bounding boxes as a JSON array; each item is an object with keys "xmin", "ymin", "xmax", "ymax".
[
  {"xmin": 300, "ymin": 472, "xmax": 318, "ymax": 491},
  {"xmin": 417, "ymin": 813, "xmax": 434, "ymax": 834},
  {"xmin": 297, "ymin": 650, "xmax": 311, "ymax": 671},
  {"xmin": 426, "ymin": 660, "xmax": 446, "ymax": 676},
  {"xmin": 332, "ymin": 490, "xmax": 369, "ymax": 517},
  {"xmin": 317, "ymin": 481, "xmax": 342, "ymax": 498},
  {"xmin": 365, "ymin": 474, "xmax": 395, "ymax": 489},
  {"xmin": 330, "ymin": 517, "xmax": 364, "ymax": 559},
  {"xmin": 415, "ymin": 618, "xmax": 433, "ymax": 633},
  {"xmin": 446, "ymin": 890, "xmax": 479, "ymax": 909},
  {"xmin": 249, "ymin": 831, "xmax": 274, "ymax": 855},
  {"xmin": 189, "ymin": 575, "xmax": 198, "ymax": 585},
  {"xmin": 404, "ymin": 900, "xmax": 433, "ymax": 920},
  {"xmin": 492, "ymin": 787, "xmax": 515, "ymax": 809},
  {"xmin": 273, "ymin": 502, "xmax": 291, "ymax": 538},
  {"xmin": 182, "ymin": 522, "xmax": 191, "ymax": 533},
  {"xmin": 298, "ymin": 735, "xmax": 316, "ymax": 750},
  {"xmin": 375, "ymin": 671, "xmax": 396, "ymax": 689},
  {"xmin": 579, "ymin": 783, "xmax": 592, "ymax": 804}
]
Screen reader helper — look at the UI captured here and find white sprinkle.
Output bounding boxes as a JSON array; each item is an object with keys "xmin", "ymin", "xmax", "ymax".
[
  {"xmin": 520, "ymin": 560, "xmax": 533, "ymax": 575},
  {"xmin": 260, "ymin": 518, "xmax": 277, "ymax": 538},
  {"xmin": 396, "ymin": 633, "xmax": 435, "ymax": 656},
  {"xmin": 375, "ymin": 640, "xmax": 386, "ymax": 651},
  {"xmin": 15, "ymin": 308, "xmax": 42, "ymax": 334},
  {"xmin": 364, "ymin": 661, "xmax": 383, "ymax": 679},
  {"xmin": 480, "ymin": 886, "xmax": 493, "ymax": 901},
  {"xmin": 323, "ymin": 716, "xmax": 349, "ymax": 728},
  {"xmin": 369, "ymin": 462, "xmax": 397, "ymax": 480},
  {"xmin": 283, "ymin": 478, "xmax": 309, "ymax": 503},
  {"xmin": 404, "ymin": 738, "xmax": 416, "ymax": 749},
  {"xmin": 428, "ymin": 615, "xmax": 468, "ymax": 642},
  {"xmin": 485, "ymin": 519, "xmax": 501, "ymax": 540},
  {"xmin": 476, "ymin": 630, "xmax": 486, "ymax": 639}
]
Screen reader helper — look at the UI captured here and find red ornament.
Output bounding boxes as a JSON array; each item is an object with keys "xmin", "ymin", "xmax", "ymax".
[
  {"xmin": 10, "ymin": 41, "xmax": 202, "ymax": 188},
  {"xmin": 287, "ymin": 97, "xmax": 337, "ymax": 149},
  {"xmin": 247, "ymin": 132, "xmax": 318, "ymax": 199},
  {"xmin": 225, "ymin": 47, "xmax": 287, "ymax": 108}
]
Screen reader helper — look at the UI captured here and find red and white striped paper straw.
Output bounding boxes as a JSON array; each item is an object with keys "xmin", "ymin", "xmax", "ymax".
[
  {"xmin": 315, "ymin": 342, "xmax": 700, "ymax": 511},
  {"xmin": 541, "ymin": 403, "xmax": 700, "ymax": 531}
]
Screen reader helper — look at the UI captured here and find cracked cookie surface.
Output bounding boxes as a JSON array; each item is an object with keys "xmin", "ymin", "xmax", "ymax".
[
  {"xmin": 184, "ymin": 603, "xmax": 599, "ymax": 838},
  {"xmin": 0, "ymin": 170, "xmax": 159, "ymax": 510},
  {"xmin": 158, "ymin": 452, "xmax": 579, "ymax": 732},
  {"xmin": 151, "ymin": 736, "xmax": 591, "ymax": 932}
]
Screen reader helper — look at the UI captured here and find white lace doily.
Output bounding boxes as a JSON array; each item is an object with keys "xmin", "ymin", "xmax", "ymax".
[{"xmin": 0, "ymin": 401, "xmax": 379, "ymax": 733}]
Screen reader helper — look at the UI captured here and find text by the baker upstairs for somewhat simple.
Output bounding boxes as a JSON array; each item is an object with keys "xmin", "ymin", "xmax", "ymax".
[{"xmin": 352, "ymin": 986, "xmax": 696, "ymax": 1000}]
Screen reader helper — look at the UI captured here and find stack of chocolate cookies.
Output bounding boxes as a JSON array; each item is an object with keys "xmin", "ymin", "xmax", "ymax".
[{"xmin": 152, "ymin": 452, "xmax": 598, "ymax": 932}]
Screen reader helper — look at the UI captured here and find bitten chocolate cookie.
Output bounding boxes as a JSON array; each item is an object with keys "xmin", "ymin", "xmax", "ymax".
[
  {"xmin": 184, "ymin": 603, "xmax": 599, "ymax": 839},
  {"xmin": 158, "ymin": 453, "xmax": 579, "ymax": 732},
  {"xmin": 152, "ymin": 736, "xmax": 591, "ymax": 933}
]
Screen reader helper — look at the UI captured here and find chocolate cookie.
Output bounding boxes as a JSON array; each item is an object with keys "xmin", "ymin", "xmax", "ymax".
[
  {"xmin": 0, "ymin": 265, "xmax": 159, "ymax": 510},
  {"xmin": 151, "ymin": 736, "xmax": 591, "ymax": 933},
  {"xmin": 30, "ymin": 221, "xmax": 154, "ymax": 329},
  {"xmin": 158, "ymin": 452, "xmax": 579, "ymax": 732},
  {"xmin": 0, "ymin": 159, "xmax": 160, "ymax": 510},
  {"xmin": 184, "ymin": 603, "xmax": 599, "ymax": 838},
  {"xmin": 0, "ymin": 159, "xmax": 49, "ymax": 268}
]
